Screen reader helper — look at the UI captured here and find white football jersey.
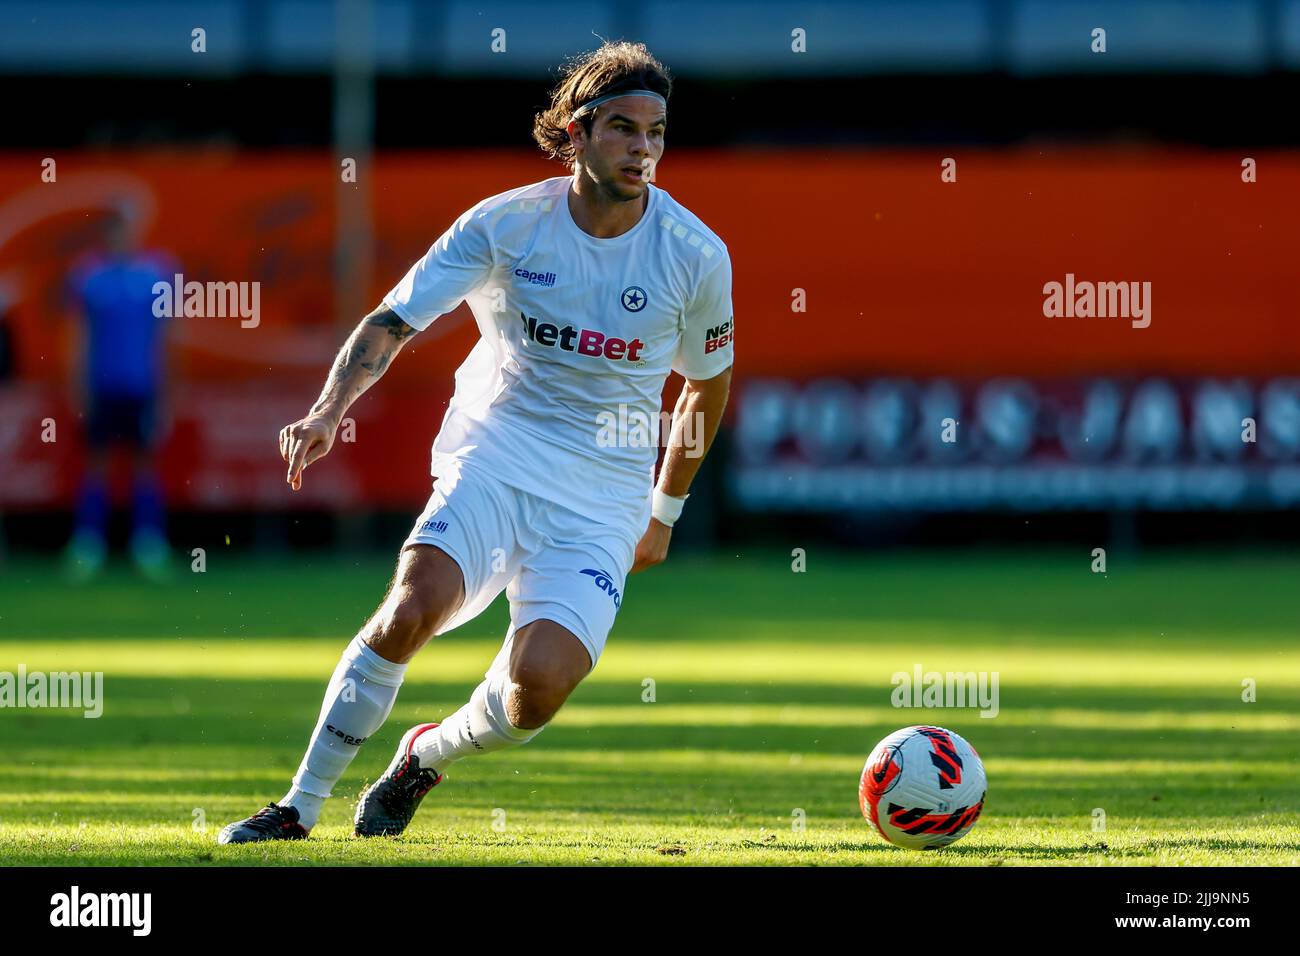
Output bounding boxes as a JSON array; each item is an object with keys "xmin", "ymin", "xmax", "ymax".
[{"xmin": 383, "ymin": 175, "xmax": 735, "ymax": 532}]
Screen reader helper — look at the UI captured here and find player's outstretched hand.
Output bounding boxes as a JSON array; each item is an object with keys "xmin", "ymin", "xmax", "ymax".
[
  {"xmin": 631, "ymin": 518, "xmax": 672, "ymax": 573},
  {"xmin": 279, "ymin": 413, "xmax": 338, "ymax": 491}
]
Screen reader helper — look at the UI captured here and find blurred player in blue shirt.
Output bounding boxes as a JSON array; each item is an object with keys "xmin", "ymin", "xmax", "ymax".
[{"xmin": 65, "ymin": 207, "xmax": 176, "ymax": 580}]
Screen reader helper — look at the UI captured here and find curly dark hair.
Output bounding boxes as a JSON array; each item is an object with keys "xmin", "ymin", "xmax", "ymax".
[{"xmin": 532, "ymin": 40, "xmax": 672, "ymax": 168}]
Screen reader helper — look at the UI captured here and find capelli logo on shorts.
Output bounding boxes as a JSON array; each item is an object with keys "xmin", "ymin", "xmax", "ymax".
[
  {"xmin": 580, "ymin": 568, "xmax": 622, "ymax": 608},
  {"xmin": 420, "ymin": 519, "xmax": 449, "ymax": 534}
]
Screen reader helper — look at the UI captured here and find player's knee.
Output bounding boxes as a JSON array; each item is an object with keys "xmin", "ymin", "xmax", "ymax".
[
  {"xmin": 509, "ymin": 678, "xmax": 574, "ymax": 729},
  {"xmin": 369, "ymin": 547, "xmax": 465, "ymax": 658},
  {"xmin": 380, "ymin": 597, "xmax": 442, "ymax": 646},
  {"xmin": 368, "ymin": 589, "xmax": 449, "ymax": 661},
  {"xmin": 404, "ymin": 546, "xmax": 464, "ymax": 617}
]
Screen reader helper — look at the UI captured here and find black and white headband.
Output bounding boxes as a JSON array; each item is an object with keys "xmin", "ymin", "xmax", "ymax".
[{"xmin": 571, "ymin": 89, "xmax": 667, "ymax": 121}]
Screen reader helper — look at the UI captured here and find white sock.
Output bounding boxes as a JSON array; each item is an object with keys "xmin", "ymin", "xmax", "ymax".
[
  {"xmin": 278, "ymin": 785, "xmax": 325, "ymax": 830},
  {"xmin": 412, "ymin": 674, "xmax": 543, "ymax": 775},
  {"xmin": 282, "ymin": 635, "xmax": 407, "ymax": 829}
]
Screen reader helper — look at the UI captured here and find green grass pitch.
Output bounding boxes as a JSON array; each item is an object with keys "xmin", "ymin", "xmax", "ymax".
[{"xmin": 1, "ymin": 548, "xmax": 1297, "ymax": 866}]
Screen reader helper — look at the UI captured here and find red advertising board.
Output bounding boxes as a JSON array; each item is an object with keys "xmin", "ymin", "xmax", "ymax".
[{"xmin": 1, "ymin": 148, "xmax": 1296, "ymax": 510}]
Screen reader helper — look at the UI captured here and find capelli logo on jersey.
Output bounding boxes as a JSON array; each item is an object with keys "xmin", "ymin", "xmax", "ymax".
[
  {"xmin": 580, "ymin": 568, "xmax": 622, "ymax": 608},
  {"xmin": 520, "ymin": 311, "xmax": 645, "ymax": 362},
  {"xmin": 514, "ymin": 267, "xmax": 557, "ymax": 287}
]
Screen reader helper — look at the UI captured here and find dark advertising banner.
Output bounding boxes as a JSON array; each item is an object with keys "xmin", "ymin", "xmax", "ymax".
[{"xmin": 731, "ymin": 377, "xmax": 1300, "ymax": 511}]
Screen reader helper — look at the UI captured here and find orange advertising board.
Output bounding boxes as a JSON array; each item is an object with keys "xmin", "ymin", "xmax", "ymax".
[{"xmin": 0, "ymin": 148, "xmax": 1296, "ymax": 509}]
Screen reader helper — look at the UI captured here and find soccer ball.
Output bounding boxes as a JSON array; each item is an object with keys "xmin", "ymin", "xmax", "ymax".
[{"xmin": 859, "ymin": 725, "xmax": 987, "ymax": 850}]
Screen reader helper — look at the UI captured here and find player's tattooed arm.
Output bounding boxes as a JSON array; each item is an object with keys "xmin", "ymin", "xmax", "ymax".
[
  {"xmin": 280, "ymin": 304, "xmax": 418, "ymax": 491},
  {"xmin": 363, "ymin": 303, "xmax": 420, "ymax": 343},
  {"xmin": 308, "ymin": 304, "xmax": 418, "ymax": 422}
]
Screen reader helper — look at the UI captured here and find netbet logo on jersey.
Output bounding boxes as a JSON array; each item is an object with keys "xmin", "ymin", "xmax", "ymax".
[
  {"xmin": 519, "ymin": 311, "xmax": 645, "ymax": 363},
  {"xmin": 705, "ymin": 317, "xmax": 734, "ymax": 354}
]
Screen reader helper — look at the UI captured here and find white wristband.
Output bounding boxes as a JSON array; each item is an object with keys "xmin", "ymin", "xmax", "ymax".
[{"xmin": 652, "ymin": 489, "xmax": 689, "ymax": 527}]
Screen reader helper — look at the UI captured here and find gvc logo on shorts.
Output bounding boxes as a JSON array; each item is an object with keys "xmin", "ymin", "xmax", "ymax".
[{"xmin": 580, "ymin": 568, "xmax": 622, "ymax": 608}]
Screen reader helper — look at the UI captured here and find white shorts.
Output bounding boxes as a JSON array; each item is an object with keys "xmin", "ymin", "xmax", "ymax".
[{"xmin": 402, "ymin": 462, "xmax": 640, "ymax": 672}]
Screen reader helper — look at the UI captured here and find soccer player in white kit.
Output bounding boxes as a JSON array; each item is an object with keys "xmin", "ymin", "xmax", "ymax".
[{"xmin": 218, "ymin": 41, "xmax": 735, "ymax": 843}]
